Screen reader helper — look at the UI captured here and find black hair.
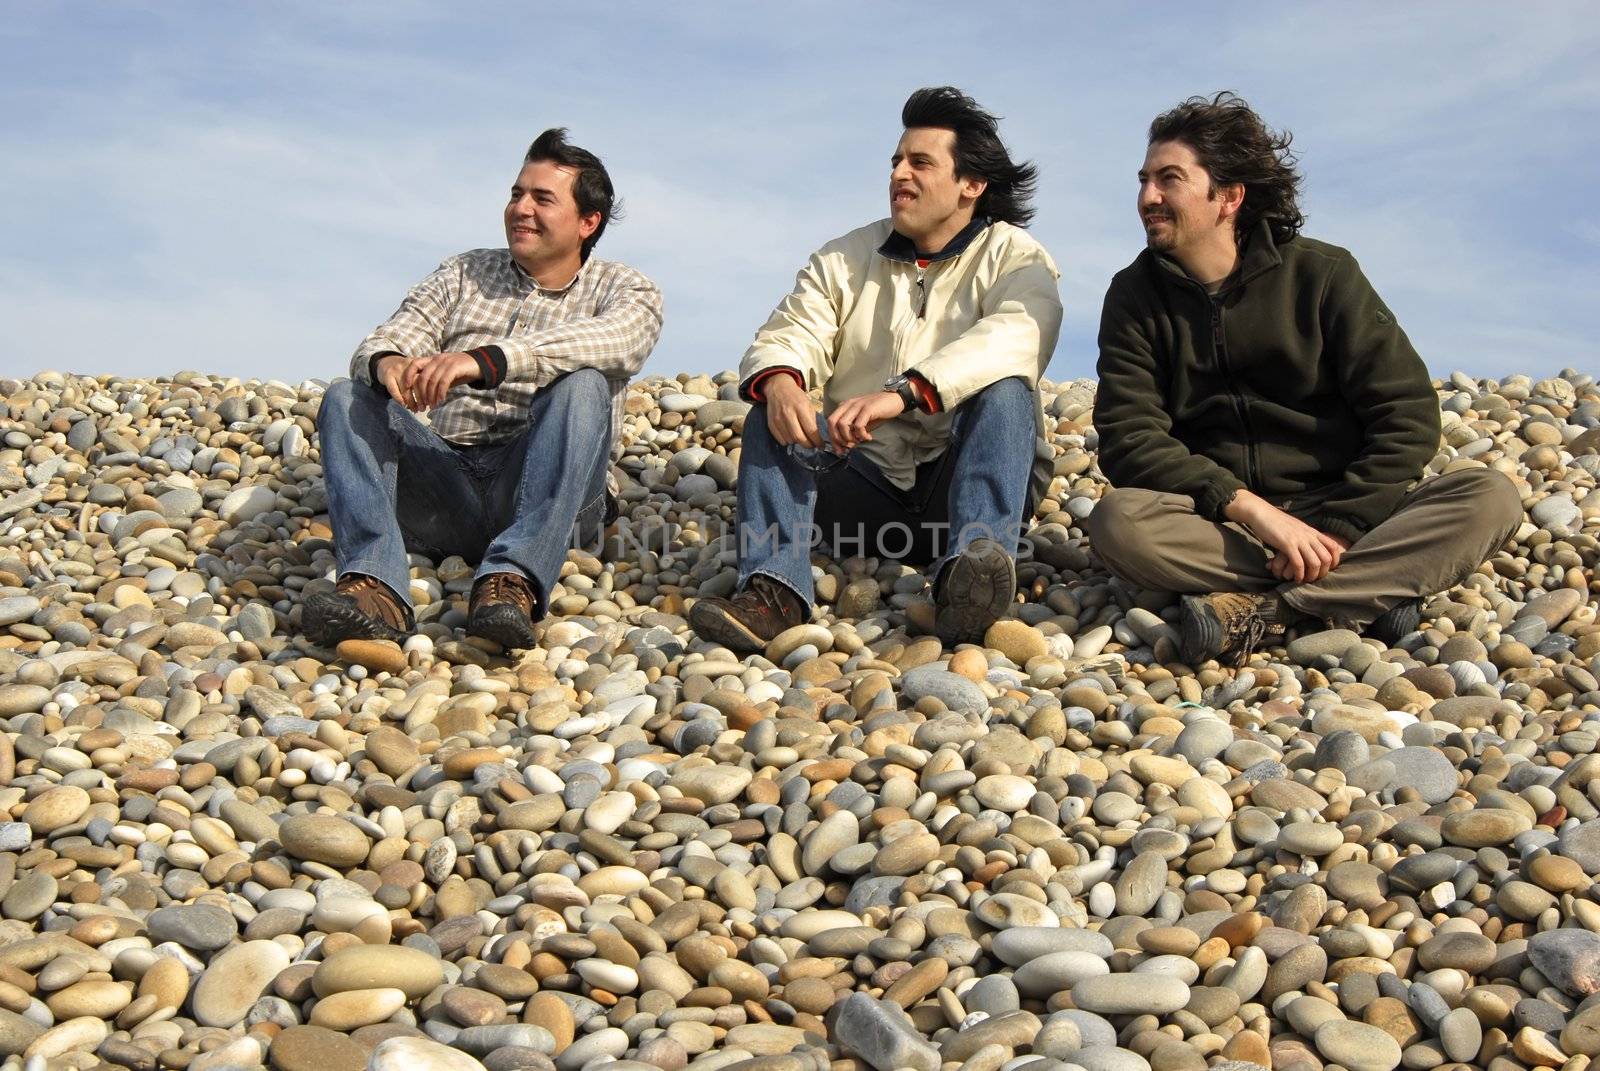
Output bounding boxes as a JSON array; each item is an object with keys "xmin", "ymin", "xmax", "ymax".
[
  {"xmin": 901, "ymin": 86, "xmax": 1038, "ymax": 228},
  {"xmin": 524, "ymin": 128, "xmax": 621, "ymax": 258}
]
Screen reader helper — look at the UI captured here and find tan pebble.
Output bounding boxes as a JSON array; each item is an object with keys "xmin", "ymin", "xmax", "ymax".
[
  {"xmin": 312, "ymin": 945, "xmax": 443, "ymax": 1000},
  {"xmin": 24, "ymin": 1016, "xmax": 108, "ymax": 1060},
  {"xmin": 21, "ymin": 786, "xmax": 91, "ymax": 834},
  {"xmin": 1194, "ymin": 937, "xmax": 1232, "ymax": 970},
  {"xmin": 1139, "ymin": 927, "xmax": 1201, "ymax": 957},
  {"xmin": 336, "ymin": 639, "xmax": 407, "ymax": 675},
  {"xmin": 949, "ymin": 648, "xmax": 989, "ymax": 681},
  {"xmin": 1221, "ymin": 1028, "xmax": 1271, "ymax": 1066},
  {"xmin": 45, "ymin": 979, "xmax": 132, "ymax": 1019},
  {"xmin": 309, "ymin": 987, "xmax": 407, "ymax": 1030},
  {"xmin": 138, "ymin": 957, "xmax": 190, "ymax": 1009},
  {"xmin": 1211, "ymin": 911, "xmax": 1266, "ymax": 949},
  {"xmin": 1526, "ymin": 854, "xmax": 1585, "ymax": 893},
  {"xmin": 523, "ymin": 991, "xmax": 575, "ymax": 1052}
]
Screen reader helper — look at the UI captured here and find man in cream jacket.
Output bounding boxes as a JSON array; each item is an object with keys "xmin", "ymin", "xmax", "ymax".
[{"xmin": 690, "ymin": 86, "xmax": 1063, "ymax": 653}]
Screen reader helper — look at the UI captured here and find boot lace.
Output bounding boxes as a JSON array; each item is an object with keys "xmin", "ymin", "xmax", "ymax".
[
  {"xmin": 474, "ymin": 573, "xmax": 535, "ymax": 616},
  {"xmin": 1214, "ymin": 592, "xmax": 1271, "ymax": 663},
  {"xmin": 335, "ymin": 574, "xmax": 407, "ymax": 631}
]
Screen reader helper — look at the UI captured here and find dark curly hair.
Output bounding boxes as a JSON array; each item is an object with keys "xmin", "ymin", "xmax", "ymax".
[
  {"xmin": 902, "ymin": 86, "xmax": 1038, "ymax": 228},
  {"xmin": 1148, "ymin": 92, "xmax": 1304, "ymax": 243}
]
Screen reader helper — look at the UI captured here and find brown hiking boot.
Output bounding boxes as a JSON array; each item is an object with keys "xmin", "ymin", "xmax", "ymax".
[
  {"xmin": 469, "ymin": 571, "xmax": 540, "ymax": 650},
  {"xmin": 1180, "ymin": 591, "xmax": 1287, "ymax": 666},
  {"xmin": 935, "ymin": 538, "xmax": 1017, "ymax": 646},
  {"xmin": 303, "ymin": 573, "xmax": 410, "ymax": 646},
  {"xmin": 688, "ymin": 574, "xmax": 807, "ymax": 654}
]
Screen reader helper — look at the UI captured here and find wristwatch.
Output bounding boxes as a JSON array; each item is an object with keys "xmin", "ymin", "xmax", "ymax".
[{"xmin": 882, "ymin": 373, "xmax": 922, "ymax": 413}]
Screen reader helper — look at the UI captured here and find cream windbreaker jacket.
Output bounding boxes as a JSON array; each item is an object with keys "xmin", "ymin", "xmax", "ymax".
[{"xmin": 738, "ymin": 218, "xmax": 1063, "ymax": 507}]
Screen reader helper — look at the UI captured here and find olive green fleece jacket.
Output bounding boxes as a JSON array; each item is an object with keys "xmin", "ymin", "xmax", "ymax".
[{"xmin": 1093, "ymin": 220, "xmax": 1441, "ymax": 544}]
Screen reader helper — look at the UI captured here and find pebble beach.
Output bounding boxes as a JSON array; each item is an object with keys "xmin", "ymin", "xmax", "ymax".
[{"xmin": 2, "ymin": 365, "xmax": 1600, "ymax": 1071}]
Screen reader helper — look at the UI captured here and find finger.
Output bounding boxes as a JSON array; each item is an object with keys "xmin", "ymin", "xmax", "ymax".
[
  {"xmin": 801, "ymin": 408, "xmax": 823, "ymax": 449},
  {"xmin": 774, "ymin": 406, "xmax": 802, "ymax": 447},
  {"xmin": 830, "ymin": 408, "xmax": 856, "ymax": 450},
  {"xmin": 1320, "ymin": 534, "xmax": 1345, "ymax": 570},
  {"xmin": 1301, "ymin": 543, "xmax": 1325, "ymax": 583},
  {"xmin": 1284, "ymin": 547, "xmax": 1306, "ymax": 585},
  {"xmin": 401, "ymin": 363, "xmax": 425, "ymax": 408},
  {"xmin": 782, "ymin": 411, "xmax": 808, "ymax": 448},
  {"xmin": 428, "ymin": 363, "xmax": 452, "ymax": 407}
]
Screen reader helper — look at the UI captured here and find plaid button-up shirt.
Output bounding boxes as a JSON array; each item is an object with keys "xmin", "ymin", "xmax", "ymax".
[{"xmin": 349, "ymin": 249, "xmax": 663, "ymax": 454}]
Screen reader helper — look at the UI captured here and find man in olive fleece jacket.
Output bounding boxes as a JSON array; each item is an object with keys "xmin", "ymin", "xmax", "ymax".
[{"xmin": 1089, "ymin": 93, "xmax": 1520, "ymax": 665}]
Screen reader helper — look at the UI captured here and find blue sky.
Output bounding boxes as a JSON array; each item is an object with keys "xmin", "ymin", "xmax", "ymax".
[{"xmin": 3, "ymin": 2, "xmax": 1596, "ymax": 386}]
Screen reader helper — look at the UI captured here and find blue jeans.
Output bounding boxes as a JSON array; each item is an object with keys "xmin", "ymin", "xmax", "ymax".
[
  {"xmin": 318, "ymin": 369, "xmax": 612, "ymax": 619},
  {"xmin": 735, "ymin": 376, "xmax": 1037, "ymax": 605}
]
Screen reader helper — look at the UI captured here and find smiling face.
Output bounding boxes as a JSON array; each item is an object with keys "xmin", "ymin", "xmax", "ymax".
[
  {"xmin": 889, "ymin": 127, "xmax": 986, "ymax": 253},
  {"xmin": 1137, "ymin": 140, "xmax": 1238, "ymax": 260},
  {"xmin": 504, "ymin": 160, "xmax": 599, "ymax": 281}
]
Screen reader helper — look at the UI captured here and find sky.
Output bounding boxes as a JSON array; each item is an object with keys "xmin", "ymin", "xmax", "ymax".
[{"xmin": 2, "ymin": 2, "xmax": 1596, "ymax": 388}]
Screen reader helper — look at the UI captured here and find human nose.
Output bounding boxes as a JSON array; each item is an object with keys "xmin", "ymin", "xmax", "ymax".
[
  {"xmin": 1137, "ymin": 181, "xmax": 1160, "ymax": 209},
  {"xmin": 891, "ymin": 159, "xmax": 913, "ymax": 184}
]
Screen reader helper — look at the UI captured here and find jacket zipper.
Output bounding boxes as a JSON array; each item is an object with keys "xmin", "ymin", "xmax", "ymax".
[
  {"xmin": 891, "ymin": 263, "xmax": 929, "ymax": 371},
  {"xmin": 1209, "ymin": 297, "xmax": 1262, "ymax": 491}
]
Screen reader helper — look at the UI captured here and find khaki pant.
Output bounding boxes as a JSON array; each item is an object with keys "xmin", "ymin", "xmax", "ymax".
[{"xmin": 1086, "ymin": 468, "xmax": 1522, "ymax": 630}]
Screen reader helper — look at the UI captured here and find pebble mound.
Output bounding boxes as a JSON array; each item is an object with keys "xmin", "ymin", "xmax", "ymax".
[{"xmin": 1, "ymin": 366, "xmax": 1599, "ymax": 1071}]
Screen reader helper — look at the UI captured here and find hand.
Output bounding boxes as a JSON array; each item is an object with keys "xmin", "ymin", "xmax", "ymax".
[
  {"xmin": 374, "ymin": 355, "xmax": 415, "ymax": 408},
  {"xmin": 1225, "ymin": 490, "xmax": 1348, "ymax": 584},
  {"xmin": 827, "ymin": 391, "xmax": 906, "ymax": 453},
  {"xmin": 401, "ymin": 353, "xmax": 478, "ymax": 411},
  {"xmin": 763, "ymin": 374, "xmax": 823, "ymax": 448}
]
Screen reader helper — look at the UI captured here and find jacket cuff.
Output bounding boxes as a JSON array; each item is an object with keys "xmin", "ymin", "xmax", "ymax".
[
  {"xmin": 1307, "ymin": 512, "xmax": 1370, "ymax": 544},
  {"xmin": 907, "ymin": 372, "xmax": 942, "ymax": 414},
  {"xmin": 367, "ymin": 351, "xmax": 404, "ymax": 387},
  {"xmin": 1196, "ymin": 475, "xmax": 1248, "ymax": 522},
  {"xmin": 467, "ymin": 346, "xmax": 507, "ymax": 388},
  {"xmin": 742, "ymin": 367, "xmax": 805, "ymax": 403}
]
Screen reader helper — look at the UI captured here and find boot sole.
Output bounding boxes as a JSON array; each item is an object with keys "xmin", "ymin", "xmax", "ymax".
[
  {"xmin": 303, "ymin": 593, "xmax": 407, "ymax": 648},
  {"xmin": 935, "ymin": 540, "xmax": 1016, "ymax": 646},
  {"xmin": 469, "ymin": 605, "xmax": 538, "ymax": 651},
  {"xmin": 687, "ymin": 600, "xmax": 766, "ymax": 655},
  {"xmin": 1179, "ymin": 594, "xmax": 1222, "ymax": 665}
]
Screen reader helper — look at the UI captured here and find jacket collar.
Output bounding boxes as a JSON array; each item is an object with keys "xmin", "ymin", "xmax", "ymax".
[
  {"xmin": 878, "ymin": 216, "xmax": 990, "ymax": 264},
  {"xmin": 1153, "ymin": 218, "xmax": 1283, "ymax": 294}
]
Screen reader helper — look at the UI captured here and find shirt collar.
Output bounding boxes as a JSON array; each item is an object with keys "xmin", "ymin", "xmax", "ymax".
[
  {"xmin": 878, "ymin": 216, "xmax": 991, "ymax": 264},
  {"xmin": 510, "ymin": 252, "xmax": 585, "ymax": 294}
]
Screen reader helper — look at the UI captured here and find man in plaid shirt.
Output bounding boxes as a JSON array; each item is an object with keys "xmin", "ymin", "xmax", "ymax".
[{"xmin": 306, "ymin": 129, "xmax": 663, "ymax": 651}]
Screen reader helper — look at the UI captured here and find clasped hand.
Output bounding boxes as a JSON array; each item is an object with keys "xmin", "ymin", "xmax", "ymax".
[
  {"xmin": 763, "ymin": 375, "xmax": 906, "ymax": 452},
  {"xmin": 374, "ymin": 353, "xmax": 478, "ymax": 412},
  {"xmin": 1225, "ymin": 489, "xmax": 1351, "ymax": 584}
]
